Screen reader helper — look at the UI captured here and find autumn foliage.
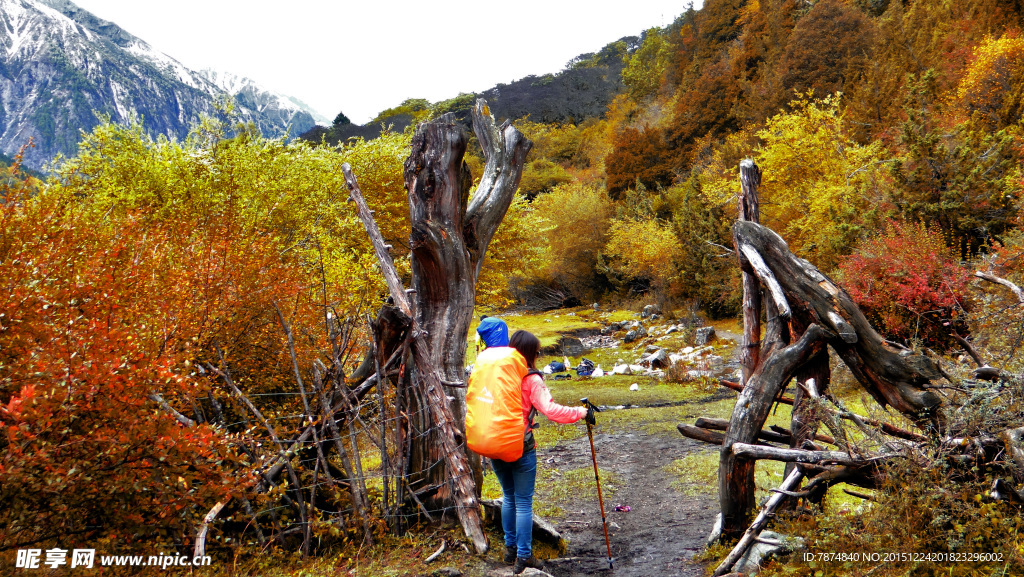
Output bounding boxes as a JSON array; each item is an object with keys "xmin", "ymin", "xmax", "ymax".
[{"xmin": 838, "ymin": 220, "xmax": 972, "ymax": 347}]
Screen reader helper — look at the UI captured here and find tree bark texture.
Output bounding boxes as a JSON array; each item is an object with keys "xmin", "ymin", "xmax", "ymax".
[
  {"xmin": 719, "ymin": 324, "xmax": 829, "ymax": 537},
  {"xmin": 402, "ymin": 103, "xmax": 531, "ymax": 509},
  {"xmin": 738, "ymin": 159, "xmax": 762, "ymax": 385}
]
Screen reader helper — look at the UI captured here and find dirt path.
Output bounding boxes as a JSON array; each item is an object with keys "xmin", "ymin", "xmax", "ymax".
[{"xmin": 541, "ymin": 432, "xmax": 716, "ymax": 576}]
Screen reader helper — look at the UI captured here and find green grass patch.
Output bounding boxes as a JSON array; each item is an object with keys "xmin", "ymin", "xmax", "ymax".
[
  {"xmin": 545, "ymin": 375, "xmax": 709, "ymax": 407},
  {"xmin": 666, "ymin": 449, "xmax": 787, "ymax": 502},
  {"xmin": 535, "ymin": 465, "xmax": 619, "ymax": 519},
  {"xmin": 667, "ymin": 450, "xmax": 718, "ymax": 496}
]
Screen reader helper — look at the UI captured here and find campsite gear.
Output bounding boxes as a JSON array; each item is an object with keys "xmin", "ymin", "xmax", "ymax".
[
  {"xmin": 553, "ymin": 373, "xmax": 572, "ymax": 381},
  {"xmin": 576, "ymin": 358, "xmax": 596, "ymax": 377},
  {"xmin": 466, "ymin": 347, "xmax": 529, "ymax": 461},
  {"xmin": 477, "ymin": 317, "xmax": 510, "ymax": 348},
  {"xmin": 592, "ymin": 365, "xmax": 604, "ymax": 378},
  {"xmin": 547, "ymin": 360, "xmax": 566, "ymax": 373},
  {"xmin": 614, "ymin": 504, "xmax": 631, "ymax": 512},
  {"xmin": 581, "ymin": 397, "xmax": 613, "ymax": 569}
]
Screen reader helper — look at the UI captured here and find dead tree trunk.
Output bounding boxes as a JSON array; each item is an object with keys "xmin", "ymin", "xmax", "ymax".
[
  {"xmin": 343, "ymin": 100, "xmax": 531, "ymax": 553},
  {"xmin": 738, "ymin": 159, "xmax": 762, "ymax": 385},
  {"xmin": 714, "ymin": 159, "xmax": 946, "ymax": 540}
]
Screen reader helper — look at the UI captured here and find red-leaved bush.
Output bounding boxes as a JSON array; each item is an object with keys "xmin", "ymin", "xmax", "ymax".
[{"xmin": 838, "ymin": 220, "xmax": 971, "ymax": 347}]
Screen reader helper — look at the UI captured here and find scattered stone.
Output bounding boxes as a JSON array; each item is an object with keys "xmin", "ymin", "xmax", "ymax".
[
  {"xmin": 695, "ymin": 326, "xmax": 717, "ymax": 346},
  {"xmin": 611, "ymin": 364, "xmax": 630, "ymax": 375},
  {"xmin": 641, "ymin": 304, "xmax": 661, "ymax": 318},
  {"xmin": 682, "ymin": 346, "xmax": 695, "ymax": 354},
  {"xmin": 642, "ymin": 349, "xmax": 668, "ymax": 369},
  {"xmin": 665, "ymin": 325, "xmax": 681, "ymax": 334},
  {"xmin": 623, "ymin": 325, "xmax": 648, "ymax": 343},
  {"xmin": 581, "ymin": 335, "xmax": 619, "ymax": 349},
  {"xmin": 419, "ymin": 569, "xmax": 463, "ymax": 577},
  {"xmin": 629, "ymin": 383, "xmax": 639, "ymax": 391},
  {"xmin": 592, "ymin": 302, "xmax": 600, "ymax": 310},
  {"xmin": 645, "ymin": 345, "xmax": 661, "ymax": 354}
]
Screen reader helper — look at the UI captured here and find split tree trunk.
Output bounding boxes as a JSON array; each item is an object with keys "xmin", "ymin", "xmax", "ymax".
[
  {"xmin": 344, "ymin": 100, "xmax": 531, "ymax": 552},
  {"xmin": 402, "ymin": 103, "xmax": 532, "ymax": 507}
]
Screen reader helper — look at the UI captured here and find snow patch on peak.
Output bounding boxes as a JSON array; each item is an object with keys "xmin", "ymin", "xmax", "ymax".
[{"xmin": 198, "ymin": 69, "xmax": 330, "ymax": 124}]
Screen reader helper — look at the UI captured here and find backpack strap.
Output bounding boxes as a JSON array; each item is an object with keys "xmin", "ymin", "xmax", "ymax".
[{"xmin": 525, "ymin": 368, "xmax": 542, "ymax": 431}]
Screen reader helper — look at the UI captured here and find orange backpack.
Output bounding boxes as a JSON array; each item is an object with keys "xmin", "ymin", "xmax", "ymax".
[{"xmin": 466, "ymin": 347, "xmax": 529, "ymax": 462}]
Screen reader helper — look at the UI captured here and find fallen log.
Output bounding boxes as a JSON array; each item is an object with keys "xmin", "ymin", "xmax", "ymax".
[
  {"xmin": 694, "ymin": 418, "xmax": 791, "ymax": 444},
  {"xmin": 678, "ymin": 424, "xmax": 726, "ymax": 445},
  {"xmin": 730, "ymin": 443, "xmax": 883, "ymax": 467}
]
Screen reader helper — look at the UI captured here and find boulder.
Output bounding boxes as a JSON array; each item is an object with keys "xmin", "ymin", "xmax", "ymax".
[
  {"xmin": 559, "ymin": 336, "xmax": 585, "ymax": 356},
  {"xmin": 611, "ymin": 364, "xmax": 631, "ymax": 375},
  {"xmin": 641, "ymin": 304, "xmax": 661, "ymax": 318},
  {"xmin": 643, "ymin": 349, "xmax": 668, "ymax": 369},
  {"xmin": 623, "ymin": 325, "xmax": 648, "ymax": 343},
  {"xmin": 695, "ymin": 326, "xmax": 716, "ymax": 346}
]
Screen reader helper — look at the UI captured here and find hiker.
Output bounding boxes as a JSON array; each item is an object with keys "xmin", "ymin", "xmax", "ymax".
[
  {"xmin": 476, "ymin": 315, "xmax": 509, "ymax": 349},
  {"xmin": 493, "ymin": 330, "xmax": 595, "ymax": 574}
]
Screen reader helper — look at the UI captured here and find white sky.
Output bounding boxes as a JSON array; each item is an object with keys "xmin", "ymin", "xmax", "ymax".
[{"xmin": 69, "ymin": 1, "xmax": 700, "ymax": 124}]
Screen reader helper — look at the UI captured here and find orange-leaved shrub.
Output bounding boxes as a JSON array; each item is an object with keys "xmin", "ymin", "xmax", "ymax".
[{"xmin": 0, "ymin": 123, "xmax": 366, "ymax": 554}]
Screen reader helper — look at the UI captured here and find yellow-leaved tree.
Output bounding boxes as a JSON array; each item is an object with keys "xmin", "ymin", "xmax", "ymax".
[
  {"xmin": 532, "ymin": 182, "xmax": 614, "ymax": 300},
  {"xmin": 957, "ymin": 33, "xmax": 1024, "ymax": 128},
  {"xmin": 603, "ymin": 217, "xmax": 683, "ymax": 304},
  {"xmin": 703, "ymin": 93, "xmax": 886, "ymax": 271}
]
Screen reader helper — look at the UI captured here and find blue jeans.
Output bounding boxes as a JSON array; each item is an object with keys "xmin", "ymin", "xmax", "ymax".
[{"xmin": 491, "ymin": 448, "xmax": 537, "ymax": 558}]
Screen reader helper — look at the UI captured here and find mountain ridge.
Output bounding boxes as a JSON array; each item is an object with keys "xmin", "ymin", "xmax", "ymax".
[{"xmin": 0, "ymin": 0, "xmax": 325, "ymax": 169}]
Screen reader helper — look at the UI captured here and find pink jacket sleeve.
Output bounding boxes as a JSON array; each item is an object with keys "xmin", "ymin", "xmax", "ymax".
[{"xmin": 522, "ymin": 373, "xmax": 587, "ymax": 425}]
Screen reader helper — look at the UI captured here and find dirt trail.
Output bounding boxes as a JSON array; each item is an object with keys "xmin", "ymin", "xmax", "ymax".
[
  {"xmin": 542, "ymin": 433, "xmax": 716, "ymax": 576},
  {"xmin": 478, "ymin": 327, "xmax": 740, "ymax": 577}
]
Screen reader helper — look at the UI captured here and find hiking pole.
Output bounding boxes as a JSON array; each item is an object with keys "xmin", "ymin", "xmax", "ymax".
[{"xmin": 581, "ymin": 397, "xmax": 613, "ymax": 570}]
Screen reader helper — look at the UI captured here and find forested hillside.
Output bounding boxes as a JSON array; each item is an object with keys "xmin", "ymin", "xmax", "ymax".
[{"xmin": 6, "ymin": 0, "xmax": 1024, "ymax": 574}]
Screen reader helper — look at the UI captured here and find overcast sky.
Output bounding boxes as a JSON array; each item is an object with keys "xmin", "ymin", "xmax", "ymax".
[{"xmin": 69, "ymin": 1, "xmax": 699, "ymax": 124}]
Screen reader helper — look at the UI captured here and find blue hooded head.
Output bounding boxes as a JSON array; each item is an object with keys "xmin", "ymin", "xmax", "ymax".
[{"xmin": 476, "ymin": 317, "xmax": 509, "ymax": 348}]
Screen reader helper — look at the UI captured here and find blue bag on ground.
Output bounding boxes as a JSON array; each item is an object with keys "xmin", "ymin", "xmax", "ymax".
[
  {"xmin": 547, "ymin": 361, "xmax": 566, "ymax": 373},
  {"xmin": 576, "ymin": 358, "xmax": 596, "ymax": 377}
]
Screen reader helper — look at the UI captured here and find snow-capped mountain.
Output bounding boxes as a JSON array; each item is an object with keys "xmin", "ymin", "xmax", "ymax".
[{"xmin": 0, "ymin": 0, "xmax": 326, "ymax": 169}]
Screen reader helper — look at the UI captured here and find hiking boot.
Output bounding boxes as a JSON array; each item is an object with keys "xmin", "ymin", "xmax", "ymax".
[
  {"xmin": 513, "ymin": 555, "xmax": 544, "ymax": 574},
  {"xmin": 503, "ymin": 546, "xmax": 516, "ymax": 564}
]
